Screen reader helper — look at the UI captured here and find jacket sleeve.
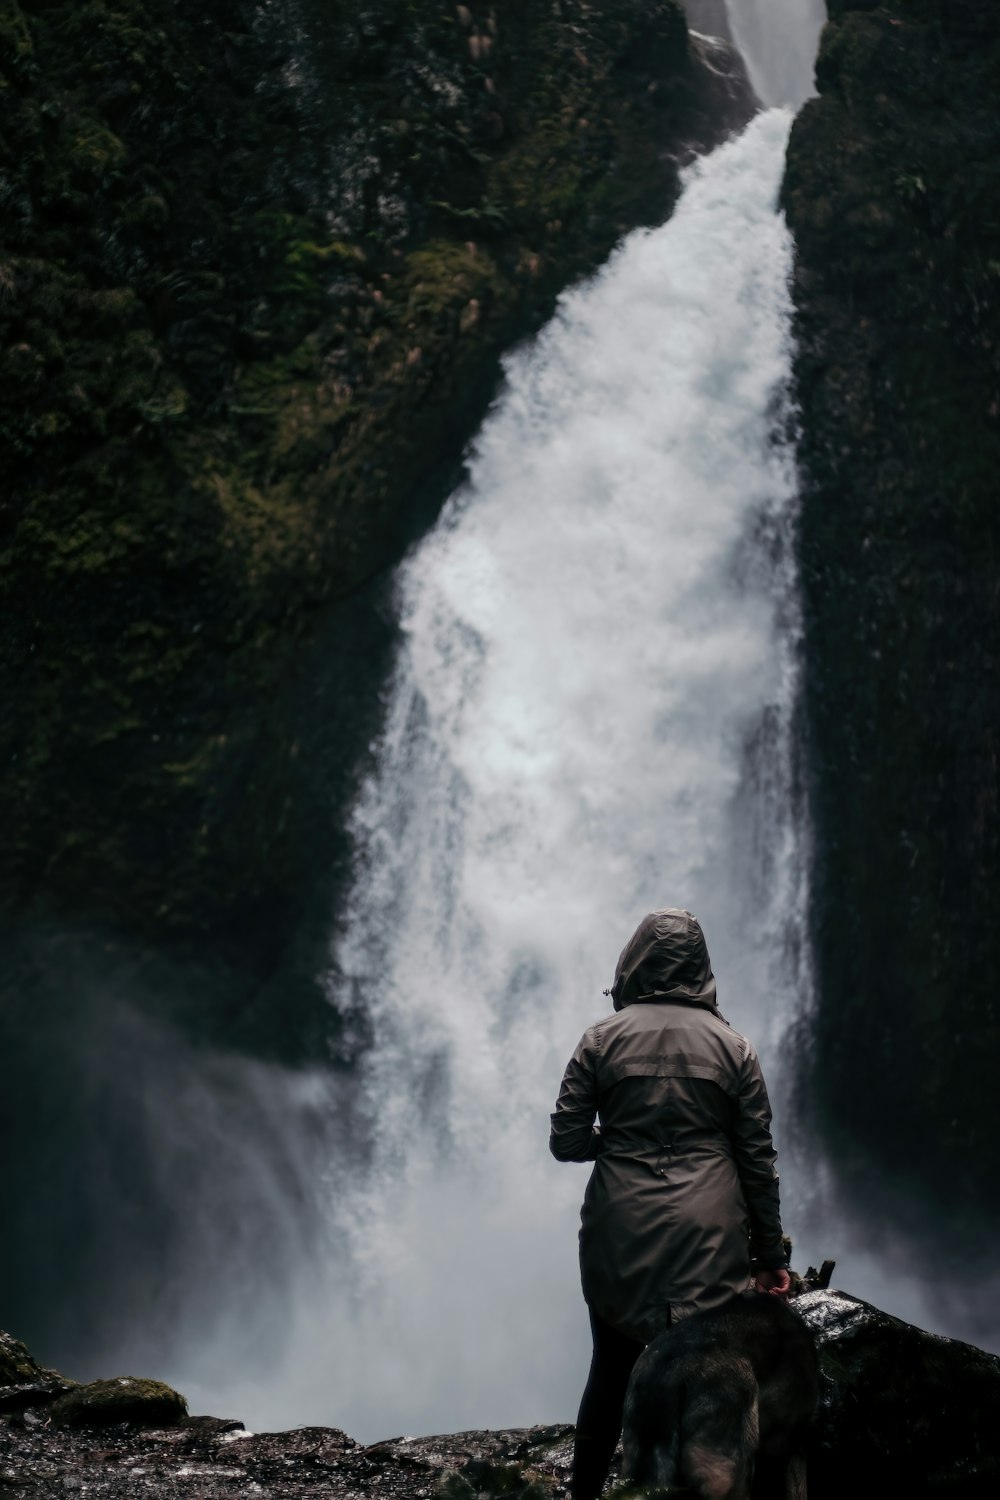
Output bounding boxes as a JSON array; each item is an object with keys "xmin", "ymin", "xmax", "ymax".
[
  {"xmin": 549, "ymin": 1028, "xmax": 604, "ymax": 1163},
  {"xmin": 731, "ymin": 1043, "xmax": 786, "ymax": 1268}
]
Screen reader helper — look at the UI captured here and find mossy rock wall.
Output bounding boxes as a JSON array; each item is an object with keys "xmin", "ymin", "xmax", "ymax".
[
  {"xmin": 783, "ymin": 0, "xmax": 1000, "ymax": 1251},
  {"xmin": 0, "ymin": 1329, "xmax": 61, "ymax": 1389},
  {"xmin": 1, "ymin": 0, "xmax": 753, "ymax": 976}
]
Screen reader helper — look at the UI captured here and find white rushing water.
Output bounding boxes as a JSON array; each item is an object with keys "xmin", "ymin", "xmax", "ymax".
[
  {"xmin": 723, "ymin": 0, "xmax": 826, "ymax": 107},
  {"xmin": 282, "ymin": 108, "xmax": 814, "ymax": 1441}
]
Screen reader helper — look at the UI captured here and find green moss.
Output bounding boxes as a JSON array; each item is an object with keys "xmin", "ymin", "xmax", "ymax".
[
  {"xmin": 47, "ymin": 1375, "xmax": 188, "ymax": 1428},
  {"xmin": 2, "ymin": 0, "xmax": 752, "ymax": 955},
  {"xmin": 0, "ymin": 1329, "xmax": 63, "ymax": 1387}
]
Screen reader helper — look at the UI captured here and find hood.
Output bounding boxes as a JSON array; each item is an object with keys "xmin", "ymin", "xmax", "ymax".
[{"xmin": 609, "ymin": 908, "xmax": 718, "ymax": 1012}]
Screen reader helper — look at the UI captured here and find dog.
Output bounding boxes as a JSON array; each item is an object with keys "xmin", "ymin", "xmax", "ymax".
[{"xmin": 620, "ymin": 1292, "xmax": 820, "ymax": 1500}]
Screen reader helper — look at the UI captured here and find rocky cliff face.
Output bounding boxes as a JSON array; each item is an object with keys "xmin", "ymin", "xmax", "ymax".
[
  {"xmin": 783, "ymin": 0, "xmax": 1000, "ymax": 1258},
  {"xmin": 1, "ymin": 0, "xmax": 752, "ymax": 984}
]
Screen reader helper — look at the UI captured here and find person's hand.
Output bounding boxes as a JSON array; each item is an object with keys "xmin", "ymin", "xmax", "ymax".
[{"xmin": 754, "ymin": 1266, "xmax": 791, "ymax": 1298}]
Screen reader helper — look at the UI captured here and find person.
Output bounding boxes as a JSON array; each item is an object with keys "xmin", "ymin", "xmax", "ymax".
[{"xmin": 549, "ymin": 908, "xmax": 790, "ymax": 1500}]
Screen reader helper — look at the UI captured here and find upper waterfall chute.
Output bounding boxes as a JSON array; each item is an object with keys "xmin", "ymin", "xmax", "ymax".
[{"xmin": 721, "ymin": 0, "xmax": 827, "ymax": 107}]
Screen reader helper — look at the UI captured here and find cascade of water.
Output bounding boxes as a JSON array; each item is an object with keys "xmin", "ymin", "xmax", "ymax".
[
  {"xmin": 722, "ymin": 0, "xmax": 827, "ymax": 108},
  {"xmin": 233, "ymin": 108, "xmax": 810, "ymax": 1442},
  {"xmin": 151, "ymin": 7, "xmax": 975, "ymax": 1434}
]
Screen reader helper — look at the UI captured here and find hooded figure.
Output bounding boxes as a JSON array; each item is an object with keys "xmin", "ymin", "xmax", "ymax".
[{"xmin": 549, "ymin": 909, "xmax": 788, "ymax": 1500}]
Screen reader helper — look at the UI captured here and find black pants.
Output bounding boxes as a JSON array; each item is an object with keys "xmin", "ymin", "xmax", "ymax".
[{"xmin": 571, "ymin": 1309, "xmax": 646, "ymax": 1500}]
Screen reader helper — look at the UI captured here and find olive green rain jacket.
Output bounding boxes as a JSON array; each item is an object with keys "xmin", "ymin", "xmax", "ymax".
[{"xmin": 549, "ymin": 909, "xmax": 786, "ymax": 1342}]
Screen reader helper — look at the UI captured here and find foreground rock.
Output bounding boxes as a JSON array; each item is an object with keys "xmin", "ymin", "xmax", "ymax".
[
  {"xmin": 45, "ymin": 1379, "xmax": 188, "ymax": 1431},
  {"xmin": 798, "ymin": 1290, "xmax": 1000, "ymax": 1499},
  {"xmin": 0, "ymin": 1412, "xmax": 575, "ymax": 1499},
  {"xmin": 1, "ymin": 1292, "xmax": 998, "ymax": 1497},
  {"xmin": 0, "ymin": 1332, "xmax": 74, "ymax": 1416}
]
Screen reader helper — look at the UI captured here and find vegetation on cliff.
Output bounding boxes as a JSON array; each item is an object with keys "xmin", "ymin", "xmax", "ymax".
[
  {"xmin": 1, "ymin": 0, "xmax": 759, "ymax": 1372},
  {"xmin": 1, "ymin": 0, "xmax": 751, "ymax": 970},
  {"xmin": 783, "ymin": 0, "xmax": 1000, "ymax": 1252}
]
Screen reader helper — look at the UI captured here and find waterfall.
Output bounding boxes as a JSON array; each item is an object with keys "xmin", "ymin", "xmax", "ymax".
[
  {"xmin": 254, "ymin": 108, "xmax": 812, "ymax": 1441},
  {"xmin": 721, "ymin": 0, "xmax": 827, "ymax": 107},
  {"xmin": 135, "ymin": 1, "xmax": 976, "ymax": 1433},
  {"xmin": 163, "ymin": 19, "xmax": 958, "ymax": 1434}
]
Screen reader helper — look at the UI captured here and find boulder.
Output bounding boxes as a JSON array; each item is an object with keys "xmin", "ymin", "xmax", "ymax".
[
  {"xmin": 46, "ymin": 1376, "xmax": 188, "ymax": 1429},
  {"xmin": 799, "ymin": 1289, "xmax": 1000, "ymax": 1499},
  {"xmin": 0, "ymin": 1334, "xmax": 188, "ymax": 1427}
]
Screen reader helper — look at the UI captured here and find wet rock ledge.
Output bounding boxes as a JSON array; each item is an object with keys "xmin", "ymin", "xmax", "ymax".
[{"xmin": 3, "ymin": 1290, "xmax": 999, "ymax": 1498}]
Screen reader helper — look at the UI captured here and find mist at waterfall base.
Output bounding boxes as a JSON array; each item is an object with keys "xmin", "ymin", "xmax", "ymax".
[{"xmin": 162, "ymin": 109, "xmax": 848, "ymax": 1440}]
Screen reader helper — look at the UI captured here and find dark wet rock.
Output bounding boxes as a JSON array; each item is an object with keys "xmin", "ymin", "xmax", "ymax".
[
  {"xmin": 0, "ymin": 1334, "xmax": 64, "ymax": 1392},
  {"xmin": 783, "ymin": 0, "xmax": 1000, "ymax": 1262},
  {"xmin": 799, "ymin": 1290, "xmax": 1000, "ymax": 1499},
  {"xmin": 0, "ymin": 1384, "xmax": 75, "ymax": 1417},
  {"xmin": 0, "ymin": 1412, "xmax": 574, "ymax": 1499},
  {"xmin": 1, "ymin": 1299, "xmax": 998, "ymax": 1496},
  {"xmin": 0, "ymin": 1335, "xmax": 186, "ymax": 1430},
  {"xmin": 46, "ymin": 1377, "xmax": 188, "ymax": 1429}
]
